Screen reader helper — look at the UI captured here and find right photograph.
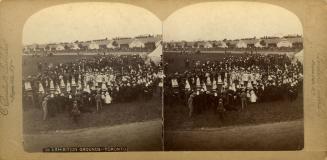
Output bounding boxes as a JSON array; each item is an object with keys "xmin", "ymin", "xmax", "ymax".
[{"xmin": 163, "ymin": 2, "xmax": 304, "ymax": 151}]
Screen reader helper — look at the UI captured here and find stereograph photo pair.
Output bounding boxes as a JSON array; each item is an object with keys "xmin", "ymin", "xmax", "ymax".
[{"xmin": 0, "ymin": 0, "xmax": 326, "ymax": 158}]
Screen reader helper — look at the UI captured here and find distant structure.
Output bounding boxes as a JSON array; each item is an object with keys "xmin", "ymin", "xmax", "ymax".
[
  {"xmin": 23, "ymin": 34, "xmax": 162, "ymax": 54},
  {"xmin": 163, "ymin": 35, "xmax": 303, "ymax": 52}
]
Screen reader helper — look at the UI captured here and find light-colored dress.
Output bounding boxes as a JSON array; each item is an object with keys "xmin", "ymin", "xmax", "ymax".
[
  {"xmin": 66, "ymin": 82, "xmax": 71, "ymax": 92},
  {"xmin": 105, "ymin": 92, "xmax": 112, "ymax": 104},
  {"xmin": 185, "ymin": 80, "xmax": 191, "ymax": 91},
  {"xmin": 246, "ymin": 91, "xmax": 251, "ymax": 99},
  {"xmin": 60, "ymin": 79, "xmax": 65, "ymax": 88},
  {"xmin": 49, "ymin": 80, "xmax": 55, "ymax": 91},
  {"xmin": 250, "ymin": 90, "xmax": 257, "ymax": 103},
  {"xmin": 171, "ymin": 78, "xmax": 178, "ymax": 88},
  {"xmin": 101, "ymin": 83, "xmax": 107, "ymax": 91},
  {"xmin": 25, "ymin": 81, "xmax": 32, "ymax": 91},
  {"xmin": 39, "ymin": 82, "xmax": 45, "ymax": 94}
]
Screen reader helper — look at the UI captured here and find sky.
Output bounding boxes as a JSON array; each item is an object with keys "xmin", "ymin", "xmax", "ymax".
[
  {"xmin": 163, "ymin": 2, "xmax": 303, "ymax": 41},
  {"xmin": 23, "ymin": 2, "xmax": 162, "ymax": 45}
]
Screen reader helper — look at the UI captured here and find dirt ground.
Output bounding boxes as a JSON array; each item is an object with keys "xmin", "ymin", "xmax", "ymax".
[
  {"xmin": 164, "ymin": 120, "xmax": 303, "ymax": 151},
  {"xmin": 24, "ymin": 119, "xmax": 162, "ymax": 152}
]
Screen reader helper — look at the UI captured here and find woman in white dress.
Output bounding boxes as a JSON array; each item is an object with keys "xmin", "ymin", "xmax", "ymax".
[
  {"xmin": 250, "ymin": 90, "xmax": 257, "ymax": 103},
  {"xmin": 105, "ymin": 91, "xmax": 112, "ymax": 104},
  {"xmin": 185, "ymin": 80, "xmax": 191, "ymax": 91},
  {"xmin": 246, "ymin": 90, "xmax": 251, "ymax": 100},
  {"xmin": 25, "ymin": 80, "xmax": 32, "ymax": 91},
  {"xmin": 49, "ymin": 79, "xmax": 55, "ymax": 92},
  {"xmin": 39, "ymin": 82, "xmax": 45, "ymax": 94},
  {"xmin": 101, "ymin": 82, "xmax": 107, "ymax": 92},
  {"xmin": 66, "ymin": 82, "xmax": 71, "ymax": 92}
]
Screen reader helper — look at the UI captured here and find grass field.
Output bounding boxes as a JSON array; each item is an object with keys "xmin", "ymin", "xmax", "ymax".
[
  {"xmin": 163, "ymin": 52, "xmax": 244, "ymax": 73},
  {"xmin": 164, "ymin": 93, "xmax": 303, "ymax": 130},
  {"xmin": 23, "ymin": 55, "xmax": 96, "ymax": 77},
  {"xmin": 163, "ymin": 51, "xmax": 295, "ymax": 73},
  {"xmin": 24, "ymin": 97, "xmax": 161, "ymax": 134}
]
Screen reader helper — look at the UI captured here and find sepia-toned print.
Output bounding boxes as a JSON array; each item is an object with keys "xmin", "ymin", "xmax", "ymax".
[
  {"xmin": 163, "ymin": 2, "xmax": 304, "ymax": 151},
  {"xmin": 22, "ymin": 2, "xmax": 163, "ymax": 152}
]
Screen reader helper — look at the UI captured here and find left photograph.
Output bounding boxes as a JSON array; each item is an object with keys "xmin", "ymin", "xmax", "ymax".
[{"xmin": 22, "ymin": 3, "xmax": 163, "ymax": 152}]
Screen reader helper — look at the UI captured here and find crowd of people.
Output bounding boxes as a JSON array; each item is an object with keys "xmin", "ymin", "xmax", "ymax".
[
  {"xmin": 164, "ymin": 53, "xmax": 303, "ymax": 118},
  {"xmin": 23, "ymin": 54, "xmax": 163, "ymax": 123}
]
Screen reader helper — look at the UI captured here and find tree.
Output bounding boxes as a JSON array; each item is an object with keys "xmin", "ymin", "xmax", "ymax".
[
  {"xmin": 212, "ymin": 42, "xmax": 217, "ymax": 48},
  {"xmin": 182, "ymin": 41, "xmax": 188, "ymax": 48},
  {"xmin": 260, "ymin": 40, "xmax": 266, "ymax": 47},
  {"xmin": 193, "ymin": 42, "xmax": 198, "ymax": 48},
  {"xmin": 78, "ymin": 44, "xmax": 84, "ymax": 50},
  {"xmin": 226, "ymin": 42, "xmax": 231, "ymax": 48},
  {"xmin": 45, "ymin": 45, "xmax": 50, "ymax": 51},
  {"xmin": 64, "ymin": 45, "xmax": 70, "ymax": 50},
  {"xmin": 112, "ymin": 41, "xmax": 118, "ymax": 47}
]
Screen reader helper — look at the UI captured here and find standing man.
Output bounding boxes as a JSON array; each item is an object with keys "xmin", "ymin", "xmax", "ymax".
[
  {"xmin": 185, "ymin": 58, "xmax": 190, "ymax": 69},
  {"xmin": 42, "ymin": 96, "xmax": 48, "ymax": 121},
  {"xmin": 216, "ymin": 98, "xmax": 225, "ymax": 121},
  {"xmin": 95, "ymin": 91, "xmax": 102, "ymax": 112},
  {"xmin": 188, "ymin": 92, "xmax": 196, "ymax": 117},
  {"xmin": 71, "ymin": 100, "xmax": 81, "ymax": 124},
  {"xmin": 240, "ymin": 89, "xmax": 248, "ymax": 110},
  {"xmin": 37, "ymin": 62, "xmax": 43, "ymax": 72}
]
